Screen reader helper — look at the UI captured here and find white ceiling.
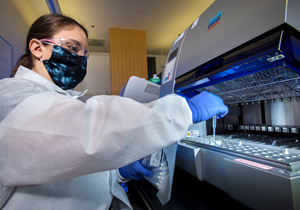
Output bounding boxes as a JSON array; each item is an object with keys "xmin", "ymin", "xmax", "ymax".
[{"xmin": 10, "ymin": 0, "xmax": 215, "ymax": 55}]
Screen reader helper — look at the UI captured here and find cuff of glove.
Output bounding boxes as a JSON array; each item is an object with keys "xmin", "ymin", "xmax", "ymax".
[
  {"xmin": 117, "ymin": 169, "xmax": 130, "ymax": 183},
  {"xmin": 187, "ymin": 101, "xmax": 198, "ymax": 124}
]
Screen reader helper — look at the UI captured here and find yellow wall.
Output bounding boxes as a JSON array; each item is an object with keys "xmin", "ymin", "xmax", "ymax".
[{"xmin": 109, "ymin": 27, "xmax": 148, "ymax": 95}]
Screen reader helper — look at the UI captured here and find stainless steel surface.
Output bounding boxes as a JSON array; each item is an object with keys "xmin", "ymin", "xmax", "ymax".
[
  {"xmin": 196, "ymin": 66, "xmax": 300, "ymax": 104},
  {"xmin": 225, "ymin": 158, "xmax": 299, "ymax": 210},
  {"xmin": 158, "ymin": 0, "xmax": 300, "ymax": 209},
  {"xmin": 287, "ymin": 0, "xmax": 300, "ymax": 31},
  {"xmin": 175, "ymin": 0, "xmax": 289, "ymax": 78},
  {"xmin": 176, "ymin": 121, "xmax": 206, "ymax": 181},
  {"xmin": 269, "ymin": 96, "xmax": 300, "ymax": 126},
  {"xmin": 176, "ymin": 143, "xmax": 202, "ymax": 180},
  {"xmin": 184, "ymin": 135, "xmax": 300, "ymax": 171},
  {"xmin": 178, "ymin": 134, "xmax": 300, "ymax": 210}
]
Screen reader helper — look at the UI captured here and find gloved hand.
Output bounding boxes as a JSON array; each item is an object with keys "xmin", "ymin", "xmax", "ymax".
[
  {"xmin": 119, "ymin": 159, "xmax": 153, "ymax": 181},
  {"xmin": 119, "ymin": 82, "xmax": 128, "ymax": 96},
  {"xmin": 187, "ymin": 91, "xmax": 228, "ymax": 123}
]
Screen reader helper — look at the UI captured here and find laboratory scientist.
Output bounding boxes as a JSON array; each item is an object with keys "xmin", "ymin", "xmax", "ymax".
[{"xmin": 0, "ymin": 14, "xmax": 228, "ymax": 210}]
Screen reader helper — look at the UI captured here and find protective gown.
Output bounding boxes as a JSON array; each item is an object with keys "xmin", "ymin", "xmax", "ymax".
[{"xmin": 0, "ymin": 66, "xmax": 192, "ymax": 210}]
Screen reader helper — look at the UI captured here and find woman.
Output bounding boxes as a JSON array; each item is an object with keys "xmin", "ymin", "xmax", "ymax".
[{"xmin": 0, "ymin": 14, "xmax": 228, "ymax": 209}]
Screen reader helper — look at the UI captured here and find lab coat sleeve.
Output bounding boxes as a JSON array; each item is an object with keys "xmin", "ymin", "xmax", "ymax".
[
  {"xmin": 0, "ymin": 91, "xmax": 192, "ymax": 187},
  {"xmin": 116, "ymin": 169, "xmax": 130, "ymax": 183}
]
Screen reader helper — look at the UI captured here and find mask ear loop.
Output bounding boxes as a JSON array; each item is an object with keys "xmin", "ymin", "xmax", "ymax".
[{"xmin": 39, "ymin": 39, "xmax": 54, "ymax": 62}]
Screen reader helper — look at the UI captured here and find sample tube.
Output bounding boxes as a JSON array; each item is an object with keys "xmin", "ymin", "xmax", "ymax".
[{"xmin": 212, "ymin": 115, "xmax": 217, "ymax": 140}]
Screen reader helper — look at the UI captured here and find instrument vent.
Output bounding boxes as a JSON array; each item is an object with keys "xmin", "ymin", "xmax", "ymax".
[{"xmin": 88, "ymin": 39, "xmax": 105, "ymax": 47}]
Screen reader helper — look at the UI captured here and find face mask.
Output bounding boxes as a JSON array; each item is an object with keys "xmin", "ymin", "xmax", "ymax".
[{"xmin": 41, "ymin": 45, "xmax": 87, "ymax": 90}]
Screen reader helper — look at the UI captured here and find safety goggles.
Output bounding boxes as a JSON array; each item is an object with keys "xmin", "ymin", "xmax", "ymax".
[{"xmin": 40, "ymin": 38, "xmax": 89, "ymax": 57}]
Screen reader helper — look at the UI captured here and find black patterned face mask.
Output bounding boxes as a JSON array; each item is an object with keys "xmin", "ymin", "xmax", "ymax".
[{"xmin": 41, "ymin": 45, "xmax": 87, "ymax": 90}]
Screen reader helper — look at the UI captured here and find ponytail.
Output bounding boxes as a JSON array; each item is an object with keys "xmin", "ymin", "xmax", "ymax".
[{"xmin": 11, "ymin": 49, "xmax": 32, "ymax": 77}]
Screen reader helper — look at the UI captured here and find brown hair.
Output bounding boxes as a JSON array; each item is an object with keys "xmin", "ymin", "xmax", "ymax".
[{"xmin": 11, "ymin": 14, "xmax": 88, "ymax": 77}]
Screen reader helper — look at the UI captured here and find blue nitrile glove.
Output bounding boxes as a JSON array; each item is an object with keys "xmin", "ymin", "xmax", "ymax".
[
  {"xmin": 187, "ymin": 91, "xmax": 228, "ymax": 123},
  {"xmin": 119, "ymin": 82, "xmax": 128, "ymax": 96},
  {"xmin": 119, "ymin": 159, "xmax": 153, "ymax": 181}
]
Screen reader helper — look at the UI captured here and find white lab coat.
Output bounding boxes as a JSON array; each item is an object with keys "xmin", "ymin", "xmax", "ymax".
[{"xmin": 0, "ymin": 66, "xmax": 192, "ymax": 210}]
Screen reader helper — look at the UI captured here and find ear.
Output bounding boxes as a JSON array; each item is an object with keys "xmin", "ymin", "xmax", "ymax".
[{"xmin": 28, "ymin": 38, "xmax": 47, "ymax": 60}]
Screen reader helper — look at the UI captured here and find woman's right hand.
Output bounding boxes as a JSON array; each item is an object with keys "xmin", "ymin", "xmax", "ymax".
[{"xmin": 187, "ymin": 91, "xmax": 228, "ymax": 123}]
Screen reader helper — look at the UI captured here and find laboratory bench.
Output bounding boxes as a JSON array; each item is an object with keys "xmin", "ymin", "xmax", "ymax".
[{"xmin": 125, "ymin": 167, "xmax": 250, "ymax": 210}]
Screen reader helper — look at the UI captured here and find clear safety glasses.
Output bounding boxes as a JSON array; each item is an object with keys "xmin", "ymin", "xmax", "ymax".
[{"xmin": 40, "ymin": 38, "xmax": 89, "ymax": 57}]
